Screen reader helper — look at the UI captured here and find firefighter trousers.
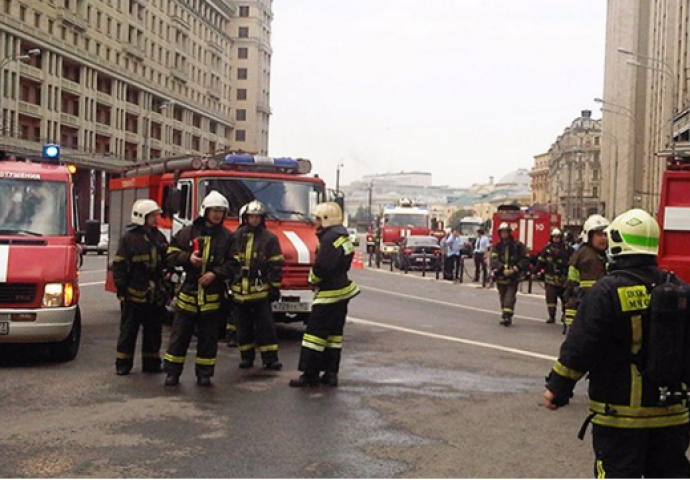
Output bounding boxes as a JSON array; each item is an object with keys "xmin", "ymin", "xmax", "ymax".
[
  {"xmin": 298, "ymin": 300, "xmax": 349, "ymax": 377},
  {"xmin": 497, "ymin": 282, "xmax": 518, "ymax": 318},
  {"xmin": 592, "ymin": 424, "xmax": 690, "ymax": 478},
  {"xmin": 116, "ymin": 301, "xmax": 163, "ymax": 371},
  {"xmin": 164, "ymin": 309, "xmax": 221, "ymax": 379},
  {"xmin": 545, "ymin": 283, "xmax": 566, "ymax": 321},
  {"xmin": 232, "ymin": 300, "xmax": 279, "ymax": 364}
]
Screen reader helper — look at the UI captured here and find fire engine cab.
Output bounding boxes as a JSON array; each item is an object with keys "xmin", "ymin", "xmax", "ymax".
[
  {"xmin": 106, "ymin": 153, "xmax": 326, "ymax": 322},
  {"xmin": 0, "ymin": 158, "xmax": 82, "ymax": 361},
  {"xmin": 377, "ymin": 198, "xmax": 432, "ymax": 261},
  {"xmin": 491, "ymin": 205, "xmax": 561, "ymax": 257},
  {"xmin": 656, "ymin": 155, "xmax": 690, "ymax": 282}
]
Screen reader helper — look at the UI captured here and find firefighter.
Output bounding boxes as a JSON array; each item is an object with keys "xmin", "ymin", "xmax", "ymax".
[
  {"xmin": 563, "ymin": 214, "xmax": 609, "ymax": 334},
  {"xmin": 229, "ymin": 200, "xmax": 284, "ymax": 370},
  {"xmin": 290, "ymin": 202, "xmax": 360, "ymax": 387},
  {"xmin": 113, "ymin": 199, "xmax": 169, "ymax": 375},
  {"xmin": 534, "ymin": 228, "xmax": 572, "ymax": 324},
  {"xmin": 490, "ymin": 222, "xmax": 529, "ymax": 326},
  {"xmin": 544, "ymin": 209, "xmax": 690, "ymax": 478},
  {"xmin": 163, "ymin": 191, "xmax": 234, "ymax": 387}
]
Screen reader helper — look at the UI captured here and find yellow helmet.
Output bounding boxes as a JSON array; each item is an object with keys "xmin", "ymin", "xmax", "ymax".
[
  {"xmin": 131, "ymin": 199, "xmax": 160, "ymax": 226},
  {"xmin": 314, "ymin": 202, "xmax": 343, "ymax": 228},
  {"xmin": 606, "ymin": 208, "xmax": 659, "ymax": 257}
]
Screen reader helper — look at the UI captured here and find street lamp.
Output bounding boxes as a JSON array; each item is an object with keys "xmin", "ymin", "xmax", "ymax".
[
  {"xmin": 0, "ymin": 48, "xmax": 41, "ymax": 135},
  {"xmin": 335, "ymin": 160, "xmax": 344, "ymax": 192}
]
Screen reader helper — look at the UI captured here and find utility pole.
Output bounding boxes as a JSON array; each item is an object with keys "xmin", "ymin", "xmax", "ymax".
[
  {"xmin": 367, "ymin": 182, "xmax": 373, "ymax": 225},
  {"xmin": 336, "ymin": 160, "xmax": 344, "ymax": 192}
]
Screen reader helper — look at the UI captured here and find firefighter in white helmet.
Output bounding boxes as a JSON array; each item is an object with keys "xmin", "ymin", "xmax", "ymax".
[
  {"xmin": 290, "ymin": 202, "xmax": 360, "ymax": 387},
  {"xmin": 563, "ymin": 214, "xmax": 609, "ymax": 334},
  {"xmin": 228, "ymin": 200, "xmax": 284, "ymax": 370},
  {"xmin": 163, "ymin": 190, "xmax": 234, "ymax": 387},
  {"xmin": 545, "ymin": 209, "xmax": 690, "ymax": 477},
  {"xmin": 490, "ymin": 222, "xmax": 529, "ymax": 326},
  {"xmin": 113, "ymin": 199, "xmax": 169, "ymax": 376},
  {"xmin": 533, "ymin": 228, "xmax": 573, "ymax": 325}
]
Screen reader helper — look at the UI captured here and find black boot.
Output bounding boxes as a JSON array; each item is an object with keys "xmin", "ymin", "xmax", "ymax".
[
  {"xmin": 239, "ymin": 358, "xmax": 254, "ymax": 369},
  {"xmin": 263, "ymin": 361, "xmax": 283, "ymax": 371},
  {"xmin": 116, "ymin": 366, "xmax": 132, "ymax": 376},
  {"xmin": 164, "ymin": 373, "xmax": 180, "ymax": 386},
  {"xmin": 504, "ymin": 315, "xmax": 513, "ymax": 326},
  {"xmin": 321, "ymin": 372, "xmax": 339, "ymax": 387},
  {"xmin": 197, "ymin": 377, "xmax": 212, "ymax": 387},
  {"xmin": 289, "ymin": 374, "xmax": 320, "ymax": 388},
  {"xmin": 546, "ymin": 316, "xmax": 556, "ymax": 324},
  {"xmin": 499, "ymin": 314, "xmax": 508, "ymax": 326}
]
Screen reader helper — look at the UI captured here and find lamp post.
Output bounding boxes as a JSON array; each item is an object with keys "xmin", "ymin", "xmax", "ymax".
[
  {"xmin": 335, "ymin": 160, "xmax": 344, "ymax": 192},
  {"xmin": 0, "ymin": 48, "xmax": 41, "ymax": 135}
]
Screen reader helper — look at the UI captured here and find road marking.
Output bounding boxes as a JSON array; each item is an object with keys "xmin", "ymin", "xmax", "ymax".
[
  {"xmin": 80, "ymin": 281, "xmax": 106, "ymax": 287},
  {"xmin": 359, "ymin": 285, "xmax": 545, "ymax": 323},
  {"xmin": 349, "ymin": 316, "xmax": 557, "ymax": 362}
]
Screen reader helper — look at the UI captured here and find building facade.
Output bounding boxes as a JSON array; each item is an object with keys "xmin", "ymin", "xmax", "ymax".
[
  {"xmin": 529, "ymin": 151, "xmax": 549, "ymax": 207},
  {"xmin": 0, "ymin": 0, "xmax": 272, "ymax": 223}
]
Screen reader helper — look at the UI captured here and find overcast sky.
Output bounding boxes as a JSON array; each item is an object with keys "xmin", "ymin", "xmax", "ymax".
[{"xmin": 268, "ymin": 0, "xmax": 607, "ymax": 189}]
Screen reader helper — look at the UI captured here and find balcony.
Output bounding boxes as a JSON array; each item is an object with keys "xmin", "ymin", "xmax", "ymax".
[
  {"xmin": 61, "ymin": 78, "xmax": 80, "ymax": 94},
  {"xmin": 19, "ymin": 63, "xmax": 43, "ymax": 82},
  {"xmin": 96, "ymin": 91, "xmax": 112, "ymax": 104},
  {"xmin": 209, "ymin": 40, "xmax": 224, "ymax": 55},
  {"xmin": 172, "ymin": 71, "xmax": 188, "ymax": 83},
  {"xmin": 60, "ymin": 113, "xmax": 79, "ymax": 126},
  {"xmin": 95, "ymin": 123, "xmax": 111, "ymax": 135},
  {"xmin": 125, "ymin": 131, "xmax": 139, "ymax": 143},
  {"xmin": 18, "ymin": 101, "xmax": 41, "ymax": 117},
  {"xmin": 172, "ymin": 15, "xmax": 190, "ymax": 31},
  {"xmin": 257, "ymin": 102, "xmax": 272, "ymax": 115},
  {"xmin": 149, "ymin": 138, "xmax": 163, "ymax": 149},
  {"xmin": 125, "ymin": 103, "xmax": 141, "ymax": 115},
  {"xmin": 58, "ymin": 11, "xmax": 88, "ymax": 32},
  {"xmin": 124, "ymin": 44, "xmax": 145, "ymax": 61},
  {"xmin": 207, "ymin": 88, "xmax": 221, "ymax": 100}
]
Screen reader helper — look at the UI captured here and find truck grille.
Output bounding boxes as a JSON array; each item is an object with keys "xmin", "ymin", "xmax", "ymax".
[{"xmin": 0, "ymin": 283, "xmax": 37, "ymax": 304}]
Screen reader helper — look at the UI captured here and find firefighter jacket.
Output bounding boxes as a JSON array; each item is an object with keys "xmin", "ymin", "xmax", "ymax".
[
  {"xmin": 166, "ymin": 218, "xmax": 234, "ymax": 314},
  {"xmin": 546, "ymin": 255, "xmax": 689, "ymax": 429},
  {"xmin": 113, "ymin": 225, "xmax": 169, "ymax": 305},
  {"xmin": 490, "ymin": 237, "xmax": 530, "ymax": 285},
  {"xmin": 564, "ymin": 243, "xmax": 607, "ymax": 322},
  {"xmin": 229, "ymin": 224, "xmax": 284, "ymax": 303},
  {"xmin": 308, "ymin": 225, "xmax": 360, "ymax": 304},
  {"xmin": 534, "ymin": 242, "xmax": 572, "ymax": 286}
]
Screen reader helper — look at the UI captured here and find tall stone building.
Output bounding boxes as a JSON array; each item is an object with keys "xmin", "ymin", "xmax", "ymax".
[
  {"xmin": 530, "ymin": 151, "xmax": 549, "ymax": 207},
  {"xmin": 0, "ymin": 0, "xmax": 272, "ymax": 222}
]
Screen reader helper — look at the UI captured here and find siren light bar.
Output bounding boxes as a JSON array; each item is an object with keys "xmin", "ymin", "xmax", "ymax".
[{"xmin": 222, "ymin": 154, "xmax": 312, "ymax": 174}]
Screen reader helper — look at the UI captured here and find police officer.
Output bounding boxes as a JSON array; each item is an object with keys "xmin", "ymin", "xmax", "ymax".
[
  {"xmin": 113, "ymin": 199, "xmax": 169, "ymax": 375},
  {"xmin": 290, "ymin": 202, "xmax": 360, "ymax": 387},
  {"xmin": 563, "ymin": 214, "xmax": 609, "ymax": 334},
  {"xmin": 544, "ymin": 209, "xmax": 690, "ymax": 478},
  {"xmin": 490, "ymin": 222, "xmax": 529, "ymax": 326},
  {"xmin": 163, "ymin": 191, "xmax": 234, "ymax": 387},
  {"xmin": 229, "ymin": 200, "xmax": 284, "ymax": 370},
  {"xmin": 534, "ymin": 228, "xmax": 572, "ymax": 324}
]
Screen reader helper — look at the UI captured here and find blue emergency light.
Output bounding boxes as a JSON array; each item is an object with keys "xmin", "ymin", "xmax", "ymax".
[
  {"xmin": 222, "ymin": 154, "xmax": 311, "ymax": 174},
  {"xmin": 42, "ymin": 143, "xmax": 60, "ymax": 161}
]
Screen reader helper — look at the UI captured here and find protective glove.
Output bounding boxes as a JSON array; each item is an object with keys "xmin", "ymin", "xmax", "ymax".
[
  {"xmin": 116, "ymin": 287, "xmax": 127, "ymax": 302},
  {"xmin": 268, "ymin": 287, "xmax": 281, "ymax": 302}
]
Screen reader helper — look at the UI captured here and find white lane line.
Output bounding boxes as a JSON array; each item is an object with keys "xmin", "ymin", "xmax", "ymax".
[
  {"xmin": 80, "ymin": 281, "xmax": 106, "ymax": 287},
  {"xmin": 349, "ymin": 317, "xmax": 557, "ymax": 362},
  {"xmin": 359, "ymin": 285, "xmax": 545, "ymax": 323}
]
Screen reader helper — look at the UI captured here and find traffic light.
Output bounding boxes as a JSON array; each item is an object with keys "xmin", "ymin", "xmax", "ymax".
[{"xmin": 42, "ymin": 143, "xmax": 60, "ymax": 161}]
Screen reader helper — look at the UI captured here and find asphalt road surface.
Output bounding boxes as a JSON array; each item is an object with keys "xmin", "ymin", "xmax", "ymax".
[{"xmin": 0, "ymin": 254, "xmax": 596, "ymax": 478}]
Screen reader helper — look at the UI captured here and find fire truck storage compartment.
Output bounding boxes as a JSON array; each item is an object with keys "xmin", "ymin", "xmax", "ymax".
[{"xmin": 108, "ymin": 187, "xmax": 152, "ymax": 263}]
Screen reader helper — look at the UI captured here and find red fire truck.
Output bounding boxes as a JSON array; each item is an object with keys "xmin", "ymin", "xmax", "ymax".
[
  {"xmin": 377, "ymin": 198, "xmax": 433, "ymax": 261},
  {"xmin": 106, "ymin": 153, "xmax": 326, "ymax": 323},
  {"xmin": 0, "ymin": 158, "xmax": 82, "ymax": 361},
  {"xmin": 491, "ymin": 205, "xmax": 561, "ymax": 257},
  {"xmin": 656, "ymin": 156, "xmax": 690, "ymax": 282}
]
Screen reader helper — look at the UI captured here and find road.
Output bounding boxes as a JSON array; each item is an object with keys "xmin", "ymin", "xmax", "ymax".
[{"xmin": 0, "ymin": 254, "xmax": 594, "ymax": 478}]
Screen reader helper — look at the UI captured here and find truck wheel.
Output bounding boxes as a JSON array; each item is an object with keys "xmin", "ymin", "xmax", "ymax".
[{"xmin": 50, "ymin": 307, "xmax": 81, "ymax": 362}]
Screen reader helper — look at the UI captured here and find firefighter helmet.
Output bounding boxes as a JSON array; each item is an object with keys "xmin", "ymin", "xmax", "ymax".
[
  {"xmin": 239, "ymin": 200, "xmax": 266, "ymax": 225},
  {"xmin": 314, "ymin": 202, "xmax": 343, "ymax": 227},
  {"xmin": 199, "ymin": 190, "xmax": 229, "ymax": 217},
  {"xmin": 580, "ymin": 214, "xmax": 610, "ymax": 242},
  {"xmin": 498, "ymin": 222, "xmax": 511, "ymax": 232},
  {"xmin": 131, "ymin": 199, "xmax": 161, "ymax": 226},
  {"xmin": 606, "ymin": 208, "xmax": 659, "ymax": 257},
  {"xmin": 551, "ymin": 228, "xmax": 562, "ymax": 237}
]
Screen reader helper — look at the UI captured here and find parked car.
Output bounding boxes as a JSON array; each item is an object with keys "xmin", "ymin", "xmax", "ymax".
[
  {"xmin": 347, "ymin": 227, "xmax": 359, "ymax": 246},
  {"xmin": 394, "ymin": 235, "xmax": 442, "ymax": 271},
  {"xmin": 82, "ymin": 223, "xmax": 109, "ymax": 255}
]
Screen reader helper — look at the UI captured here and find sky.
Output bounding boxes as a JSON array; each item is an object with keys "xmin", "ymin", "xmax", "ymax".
[{"xmin": 268, "ymin": 0, "xmax": 607, "ymax": 189}]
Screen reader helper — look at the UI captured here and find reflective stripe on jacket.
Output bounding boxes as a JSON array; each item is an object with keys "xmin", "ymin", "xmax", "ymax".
[
  {"xmin": 229, "ymin": 224, "xmax": 284, "ymax": 303},
  {"xmin": 309, "ymin": 225, "xmax": 360, "ymax": 304}
]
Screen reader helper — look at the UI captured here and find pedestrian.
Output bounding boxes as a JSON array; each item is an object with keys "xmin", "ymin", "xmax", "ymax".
[
  {"xmin": 290, "ymin": 202, "xmax": 360, "ymax": 387},
  {"xmin": 441, "ymin": 228, "xmax": 461, "ymax": 280},
  {"xmin": 113, "ymin": 199, "xmax": 169, "ymax": 375},
  {"xmin": 533, "ymin": 228, "xmax": 572, "ymax": 324},
  {"xmin": 163, "ymin": 190, "xmax": 234, "ymax": 387},
  {"xmin": 490, "ymin": 222, "xmax": 529, "ymax": 326},
  {"xmin": 229, "ymin": 200, "xmax": 284, "ymax": 370},
  {"xmin": 473, "ymin": 228, "xmax": 491, "ymax": 284},
  {"xmin": 563, "ymin": 214, "xmax": 609, "ymax": 334},
  {"xmin": 544, "ymin": 209, "xmax": 690, "ymax": 478}
]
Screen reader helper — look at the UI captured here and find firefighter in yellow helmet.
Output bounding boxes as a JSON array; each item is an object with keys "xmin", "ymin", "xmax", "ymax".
[
  {"xmin": 563, "ymin": 214, "xmax": 609, "ymax": 334},
  {"xmin": 490, "ymin": 222, "xmax": 530, "ymax": 326},
  {"xmin": 290, "ymin": 202, "xmax": 360, "ymax": 387},
  {"xmin": 113, "ymin": 199, "xmax": 169, "ymax": 375},
  {"xmin": 544, "ymin": 209, "xmax": 690, "ymax": 477},
  {"xmin": 533, "ymin": 228, "xmax": 573, "ymax": 324},
  {"xmin": 228, "ymin": 200, "xmax": 284, "ymax": 370},
  {"xmin": 163, "ymin": 190, "xmax": 234, "ymax": 387}
]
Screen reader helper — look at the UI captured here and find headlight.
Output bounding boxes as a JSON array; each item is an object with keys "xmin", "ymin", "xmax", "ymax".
[{"xmin": 42, "ymin": 283, "xmax": 74, "ymax": 307}]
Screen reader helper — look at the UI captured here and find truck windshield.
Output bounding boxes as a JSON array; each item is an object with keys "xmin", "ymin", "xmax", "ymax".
[
  {"xmin": 200, "ymin": 178, "xmax": 325, "ymax": 222},
  {"xmin": 0, "ymin": 179, "xmax": 67, "ymax": 235},
  {"xmin": 458, "ymin": 223, "xmax": 481, "ymax": 236},
  {"xmin": 385, "ymin": 214, "xmax": 427, "ymax": 228}
]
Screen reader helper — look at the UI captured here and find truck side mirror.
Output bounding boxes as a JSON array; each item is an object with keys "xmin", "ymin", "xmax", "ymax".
[{"xmin": 165, "ymin": 188, "xmax": 182, "ymax": 216}]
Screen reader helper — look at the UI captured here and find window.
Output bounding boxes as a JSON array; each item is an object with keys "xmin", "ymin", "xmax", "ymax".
[
  {"xmin": 592, "ymin": 186, "xmax": 598, "ymax": 198},
  {"xmin": 235, "ymin": 129, "xmax": 245, "ymax": 142},
  {"xmin": 19, "ymin": 4, "xmax": 25, "ymax": 21},
  {"xmin": 237, "ymin": 89, "xmax": 247, "ymax": 100},
  {"xmin": 33, "ymin": 12, "xmax": 41, "ymax": 28},
  {"xmin": 239, "ymin": 5, "xmax": 249, "ymax": 17},
  {"xmin": 238, "ymin": 47, "xmax": 248, "ymax": 59},
  {"xmin": 238, "ymin": 26, "xmax": 248, "ymax": 38},
  {"xmin": 236, "ymin": 109, "xmax": 246, "ymax": 121},
  {"xmin": 237, "ymin": 68, "xmax": 247, "ymax": 80}
]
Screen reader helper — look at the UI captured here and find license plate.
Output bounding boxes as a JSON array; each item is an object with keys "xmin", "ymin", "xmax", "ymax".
[
  {"xmin": 0, "ymin": 322, "xmax": 8, "ymax": 335},
  {"xmin": 272, "ymin": 302, "xmax": 310, "ymax": 313}
]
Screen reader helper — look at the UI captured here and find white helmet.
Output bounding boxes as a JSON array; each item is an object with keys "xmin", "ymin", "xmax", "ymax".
[
  {"xmin": 550, "ymin": 228, "xmax": 563, "ymax": 237},
  {"xmin": 606, "ymin": 209, "xmax": 659, "ymax": 257},
  {"xmin": 580, "ymin": 214, "xmax": 610, "ymax": 242},
  {"xmin": 313, "ymin": 202, "xmax": 343, "ymax": 228},
  {"xmin": 131, "ymin": 199, "xmax": 161, "ymax": 226},
  {"xmin": 199, "ymin": 190, "xmax": 229, "ymax": 217},
  {"xmin": 498, "ymin": 222, "xmax": 511, "ymax": 232},
  {"xmin": 243, "ymin": 200, "xmax": 265, "ymax": 216}
]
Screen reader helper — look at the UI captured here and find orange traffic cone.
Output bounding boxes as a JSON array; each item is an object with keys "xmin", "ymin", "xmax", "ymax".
[{"xmin": 352, "ymin": 251, "xmax": 364, "ymax": 269}]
